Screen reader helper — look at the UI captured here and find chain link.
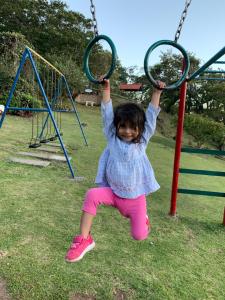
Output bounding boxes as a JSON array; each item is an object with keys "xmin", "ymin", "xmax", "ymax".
[
  {"xmin": 174, "ymin": 0, "xmax": 192, "ymax": 43},
  {"xmin": 90, "ymin": 0, "xmax": 99, "ymax": 36}
]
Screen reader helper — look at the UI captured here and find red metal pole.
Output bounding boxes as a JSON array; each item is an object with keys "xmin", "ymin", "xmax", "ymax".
[{"xmin": 169, "ymin": 79, "xmax": 188, "ymax": 216}]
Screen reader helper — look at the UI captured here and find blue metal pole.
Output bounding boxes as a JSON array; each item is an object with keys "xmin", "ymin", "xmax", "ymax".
[
  {"xmin": 0, "ymin": 49, "xmax": 28, "ymax": 128},
  {"xmin": 7, "ymin": 107, "xmax": 71, "ymax": 112},
  {"xmin": 8, "ymin": 107, "xmax": 48, "ymax": 112},
  {"xmin": 62, "ymin": 76, "xmax": 88, "ymax": 146},
  {"xmin": 27, "ymin": 49, "xmax": 75, "ymax": 178}
]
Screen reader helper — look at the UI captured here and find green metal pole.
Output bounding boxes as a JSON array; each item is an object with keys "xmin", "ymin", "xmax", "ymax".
[{"xmin": 189, "ymin": 45, "xmax": 225, "ymax": 80}]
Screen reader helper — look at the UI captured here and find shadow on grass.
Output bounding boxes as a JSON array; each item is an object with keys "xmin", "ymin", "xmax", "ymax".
[
  {"xmin": 151, "ymin": 135, "xmax": 175, "ymax": 149},
  {"xmin": 179, "ymin": 215, "xmax": 225, "ymax": 233}
]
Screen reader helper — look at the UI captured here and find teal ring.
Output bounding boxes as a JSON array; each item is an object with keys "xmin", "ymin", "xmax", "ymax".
[
  {"xmin": 83, "ymin": 35, "xmax": 117, "ymax": 84},
  {"xmin": 144, "ymin": 40, "xmax": 190, "ymax": 90}
]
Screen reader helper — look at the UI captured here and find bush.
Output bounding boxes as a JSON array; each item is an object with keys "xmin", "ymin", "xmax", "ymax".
[
  {"xmin": 0, "ymin": 91, "xmax": 42, "ymax": 116},
  {"xmin": 0, "ymin": 32, "xmax": 36, "ymax": 115},
  {"xmin": 15, "ymin": 93, "xmax": 42, "ymax": 108},
  {"xmin": 46, "ymin": 52, "xmax": 87, "ymax": 92},
  {"xmin": 0, "ymin": 32, "xmax": 32, "ymax": 76},
  {"xmin": 184, "ymin": 114, "xmax": 225, "ymax": 150}
]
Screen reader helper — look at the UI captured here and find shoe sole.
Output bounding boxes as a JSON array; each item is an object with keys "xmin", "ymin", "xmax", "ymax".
[{"xmin": 65, "ymin": 241, "xmax": 95, "ymax": 263}]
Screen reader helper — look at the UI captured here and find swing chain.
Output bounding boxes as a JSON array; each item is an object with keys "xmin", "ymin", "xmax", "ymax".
[
  {"xmin": 90, "ymin": 0, "xmax": 99, "ymax": 36},
  {"xmin": 174, "ymin": 0, "xmax": 192, "ymax": 43}
]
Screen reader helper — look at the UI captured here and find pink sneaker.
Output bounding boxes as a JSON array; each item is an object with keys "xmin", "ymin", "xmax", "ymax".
[
  {"xmin": 65, "ymin": 234, "xmax": 95, "ymax": 262},
  {"xmin": 146, "ymin": 215, "xmax": 151, "ymax": 234}
]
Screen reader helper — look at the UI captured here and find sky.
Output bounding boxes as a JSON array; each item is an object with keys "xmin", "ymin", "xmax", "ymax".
[{"xmin": 64, "ymin": 0, "xmax": 225, "ymax": 69}]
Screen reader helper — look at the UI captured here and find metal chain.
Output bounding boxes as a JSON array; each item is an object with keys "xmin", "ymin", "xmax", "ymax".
[
  {"xmin": 90, "ymin": 0, "xmax": 99, "ymax": 36},
  {"xmin": 174, "ymin": 0, "xmax": 192, "ymax": 43}
]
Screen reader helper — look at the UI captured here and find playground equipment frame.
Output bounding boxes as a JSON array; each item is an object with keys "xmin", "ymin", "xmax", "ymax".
[
  {"xmin": 170, "ymin": 45, "xmax": 225, "ymax": 225},
  {"xmin": 0, "ymin": 47, "xmax": 88, "ymax": 178}
]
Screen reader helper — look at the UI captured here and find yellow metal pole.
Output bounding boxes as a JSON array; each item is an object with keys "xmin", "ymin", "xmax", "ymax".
[{"xmin": 26, "ymin": 46, "xmax": 63, "ymax": 76}]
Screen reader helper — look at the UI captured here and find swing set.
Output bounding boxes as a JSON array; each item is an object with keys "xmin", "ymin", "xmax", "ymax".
[
  {"xmin": 83, "ymin": 0, "xmax": 225, "ymax": 225},
  {"xmin": 0, "ymin": 46, "xmax": 88, "ymax": 179}
]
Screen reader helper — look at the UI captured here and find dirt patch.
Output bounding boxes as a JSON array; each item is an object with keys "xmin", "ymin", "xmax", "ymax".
[
  {"xmin": 0, "ymin": 251, "xmax": 8, "ymax": 259},
  {"xmin": 69, "ymin": 289, "xmax": 129, "ymax": 300},
  {"xmin": 69, "ymin": 293, "xmax": 96, "ymax": 300},
  {"xmin": 113, "ymin": 289, "xmax": 128, "ymax": 300},
  {"xmin": 0, "ymin": 279, "xmax": 11, "ymax": 300}
]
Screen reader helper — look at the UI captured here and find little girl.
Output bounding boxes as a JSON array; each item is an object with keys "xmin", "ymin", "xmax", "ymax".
[{"xmin": 65, "ymin": 79, "xmax": 165, "ymax": 262}]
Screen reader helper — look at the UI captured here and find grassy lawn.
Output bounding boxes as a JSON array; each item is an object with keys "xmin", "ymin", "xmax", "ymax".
[{"xmin": 0, "ymin": 105, "xmax": 225, "ymax": 300}]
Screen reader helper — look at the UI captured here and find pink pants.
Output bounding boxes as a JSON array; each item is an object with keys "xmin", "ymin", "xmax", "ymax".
[{"xmin": 82, "ymin": 187, "xmax": 149, "ymax": 240}]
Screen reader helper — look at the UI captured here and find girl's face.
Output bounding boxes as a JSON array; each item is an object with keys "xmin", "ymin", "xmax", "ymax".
[{"xmin": 117, "ymin": 123, "xmax": 139, "ymax": 142}]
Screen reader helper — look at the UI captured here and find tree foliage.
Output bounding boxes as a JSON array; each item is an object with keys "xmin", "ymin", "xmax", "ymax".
[
  {"xmin": 184, "ymin": 113, "xmax": 225, "ymax": 150},
  {"xmin": 0, "ymin": 0, "xmax": 92, "ymax": 62},
  {"xmin": 134, "ymin": 51, "xmax": 225, "ymax": 128},
  {"xmin": 0, "ymin": 0, "xmax": 127, "ymax": 98}
]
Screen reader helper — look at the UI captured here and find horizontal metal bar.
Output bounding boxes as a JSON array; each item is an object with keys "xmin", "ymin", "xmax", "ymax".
[
  {"xmin": 178, "ymin": 188, "xmax": 225, "ymax": 197},
  {"xmin": 51, "ymin": 109, "xmax": 72, "ymax": 113},
  {"xmin": 181, "ymin": 147, "xmax": 225, "ymax": 156},
  {"xmin": 202, "ymin": 70, "xmax": 225, "ymax": 73},
  {"xmin": 189, "ymin": 45, "xmax": 225, "ymax": 80},
  {"xmin": 179, "ymin": 168, "xmax": 225, "ymax": 177},
  {"xmin": 7, "ymin": 107, "xmax": 72, "ymax": 113},
  {"xmin": 214, "ymin": 61, "xmax": 225, "ymax": 64},
  {"xmin": 195, "ymin": 77, "xmax": 225, "ymax": 81},
  {"xmin": 8, "ymin": 107, "xmax": 47, "ymax": 112}
]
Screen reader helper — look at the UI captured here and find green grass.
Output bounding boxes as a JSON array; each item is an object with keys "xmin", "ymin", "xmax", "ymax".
[{"xmin": 0, "ymin": 106, "xmax": 225, "ymax": 300}]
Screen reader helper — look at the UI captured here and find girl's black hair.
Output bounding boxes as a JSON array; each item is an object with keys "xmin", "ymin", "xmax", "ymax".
[{"xmin": 113, "ymin": 103, "xmax": 146, "ymax": 143}]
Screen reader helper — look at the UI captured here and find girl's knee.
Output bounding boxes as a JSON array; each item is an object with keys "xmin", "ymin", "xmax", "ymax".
[
  {"xmin": 83, "ymin": 186, "xmax": 114, "ymax": 215},
  {"xmin": 85, "ymin": 188, "xmax": 99, "ymax": 202},
  {"xmin": 83, "ymin": 188, "xmax": 100, "ymax": 215},
  {"xmin": 132, "ymin": 232, "xmax": 148, "ymax": 241}
]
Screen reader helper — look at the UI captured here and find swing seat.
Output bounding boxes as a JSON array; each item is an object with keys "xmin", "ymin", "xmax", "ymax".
[
  {"xmin": 29, "ymin": 143, "xmax": 41, "ymax": 148},
  {"xmin": 40, "ymin": 138, "xmax": 51, "ymax": 144}
]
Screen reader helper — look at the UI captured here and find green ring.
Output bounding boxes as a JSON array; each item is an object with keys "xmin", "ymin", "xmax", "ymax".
[
  {"xmin": 83, "ymin": 35, "xmax": 117, "ymax": 84},
  {"xmin": 144, "ymin": 40, "xmax": 190, "ymax": 90}
]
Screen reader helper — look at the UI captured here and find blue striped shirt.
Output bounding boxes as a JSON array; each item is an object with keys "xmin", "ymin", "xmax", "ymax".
[{"xmin": 95, "ymin": 100, "xmax": 160, "ymax": 198}]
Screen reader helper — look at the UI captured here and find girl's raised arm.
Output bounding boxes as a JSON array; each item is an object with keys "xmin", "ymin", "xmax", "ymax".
[
  {"xmin": 150, "ymin": 81, "xmax": 165, "ymax": 108},
  {"xmin": 142, "ymin": 81, "xmax": 165, "ymax": 143},
  {"xmin": 101, "ymin": 79, "xmax": 111, "ymax": 104},
  {"xmin": 100, "ymin": 79, "xmax": 114, "ymax": 140}
]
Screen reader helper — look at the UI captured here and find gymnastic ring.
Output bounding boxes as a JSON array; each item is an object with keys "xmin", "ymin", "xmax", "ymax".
[
  {"xmin": 83, "ymin": 35, "xmax": 117, "ymax": 84},
  {"xmin": 144, "ymin": 40, "xmax": 190, "ymax": 90}
]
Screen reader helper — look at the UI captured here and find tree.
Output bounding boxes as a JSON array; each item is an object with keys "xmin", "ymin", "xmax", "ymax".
[
  {"xmin": 0, "ymin": 0, "xmax": 92, "ymax": 64},
  {"xmin": 0, "ymin": 0, "xmax": 116, "ymax": 93},
  {"xmin": 132, "ymin": 51, "xmax": 201, "ymax": 111}
]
